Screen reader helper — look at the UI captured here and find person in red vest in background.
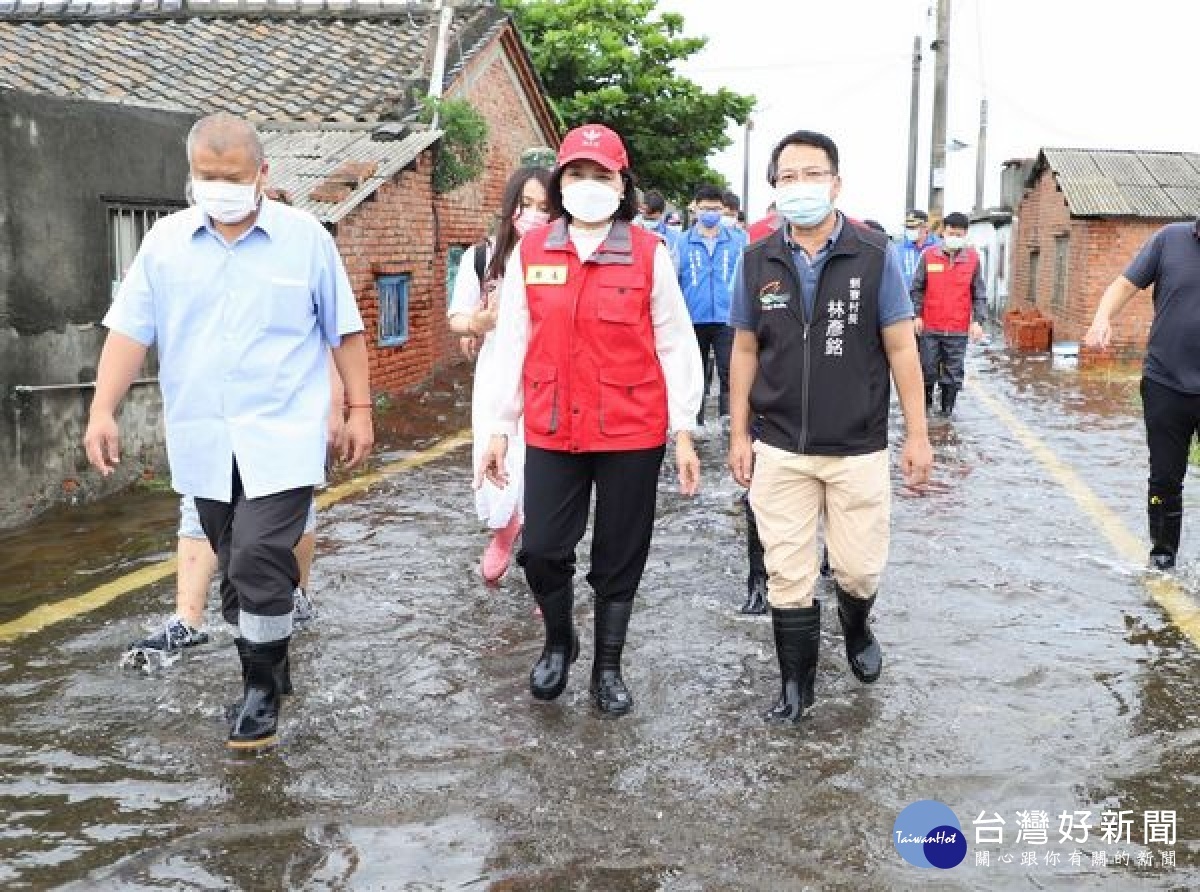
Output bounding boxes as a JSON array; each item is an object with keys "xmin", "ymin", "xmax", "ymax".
[
  {"xmin": 479, "ymin": 124, "xmax": 703, "ymax": 717},
  {"xmin": 747, "ymin": 202, "xmax": 782, "ymax": 243},
  {"xmin": 909, "ymin": 211, "xmax": 986, "ymax": 417}
]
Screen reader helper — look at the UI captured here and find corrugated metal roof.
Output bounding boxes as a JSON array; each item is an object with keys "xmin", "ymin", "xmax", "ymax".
[
  {"xmin": 1091, "ymin": 150, "xmax": 1158, "ymax": 186},
  {"xmin": 1037, "ymin": 148, "xmax": 1200, "ymax": 219},
  {"xmin": 1122, "ymin": 185, "xmax": 1183, "ymax": 218},
  {"xmin": 1138, "ymin": 152, "xmax": 1200, "ymax": 184},
  {"xmin": 261, "ymin": 125, "xmax": 440, "ymax": 222},
  {"xmin": 0, "ymin": 3, "xmax": 507, "ymax": 123},
  {"xmin": 1165, "ymin": 187, "xmax": 1200, "ymax": 217},
  {"xmin": 1043, "ymin": 148, "xmax": 1099, "ymax": 182}
]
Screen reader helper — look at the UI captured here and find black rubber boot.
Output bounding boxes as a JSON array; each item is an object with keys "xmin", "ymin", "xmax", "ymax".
[
  {"xmin": 836, "ymin": 586, "xmax": 883, "ymax": 683},
  {"xmin": 765, "ymin": 603, "xmax": 821, "ymax": 723},
  {"xmin": 1148, "ymin": 492, "xmax": 1183, "ymax": 570},
  {"xmin": 741, "ymin": 494, "xmax": 768, "ymax": 615},
  {"xmin": 939, "ymin": 384, "xmax": 959, "ymax": 418},
  {"xmin": 227, "ymin": 637, "xmax": 288, "ymax": 750},
  {"xmin": 530, "ymin": 586, "xmax": 578, "ymax": 701},
  {"xmin": 590, "ymin": 599, "xmax": 635, "ymax": 716},
  {"xmin": 224, "ymin": 650, "xmax": 291, "ymax": 722},
  {"xmin": 741, "ymin": 577, "xmax": 768, "ymax": 615}
]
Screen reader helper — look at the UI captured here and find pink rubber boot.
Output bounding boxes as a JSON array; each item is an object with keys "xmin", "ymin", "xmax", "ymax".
[{"xmin": 481, "ymin": 513, "xmax": 522, "ymax": 585}]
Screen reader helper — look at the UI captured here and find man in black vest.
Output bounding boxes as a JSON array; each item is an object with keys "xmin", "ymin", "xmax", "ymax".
[{"xmin": 727, "ymin": 130, "xmax": 932, "ymax": 722}]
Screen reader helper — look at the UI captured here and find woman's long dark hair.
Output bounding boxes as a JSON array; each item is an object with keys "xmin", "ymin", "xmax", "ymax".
[{"xmin": 485, "ymin": 166, "xmax": 555, "ymax": 282}]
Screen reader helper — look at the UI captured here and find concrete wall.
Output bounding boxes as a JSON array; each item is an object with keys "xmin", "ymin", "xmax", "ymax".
[
  {"xmin": 967, "ymin": 219, "xmax": 1013, "ymax": 319},
  {"xmin": 0, "ymin": 89, "xmax": 195, "ymax": 529}
]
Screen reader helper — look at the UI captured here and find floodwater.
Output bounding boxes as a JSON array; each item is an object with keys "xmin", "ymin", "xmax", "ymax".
[{"xmin": 0, "ymin": 346, "xmax": 1197, "ymax": 891}]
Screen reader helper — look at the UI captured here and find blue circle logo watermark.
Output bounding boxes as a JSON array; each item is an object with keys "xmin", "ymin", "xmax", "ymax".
[{"xmin": 894, "ymin": 800, "xmax": 967, "ymax": 869}]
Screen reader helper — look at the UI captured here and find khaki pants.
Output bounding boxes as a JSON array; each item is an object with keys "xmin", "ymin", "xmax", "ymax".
[{"xmin": 748, "ymin": 442, "xmax": 891, "ymax": 607}]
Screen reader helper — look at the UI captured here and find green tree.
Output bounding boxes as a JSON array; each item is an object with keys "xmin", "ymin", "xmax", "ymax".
[{"xmin": 500, "ymin": 0, "xmax": 754, "ymax": 201}]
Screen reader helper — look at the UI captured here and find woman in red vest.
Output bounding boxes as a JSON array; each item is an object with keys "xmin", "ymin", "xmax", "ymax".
[{"xmin": 478, "ymin": 124, "xmax": 703, "ymax": 716}]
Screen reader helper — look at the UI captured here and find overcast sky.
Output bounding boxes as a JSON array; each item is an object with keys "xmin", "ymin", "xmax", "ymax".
[{"xmin": 655, "ymin": 0, "xmax": 1200, "ymax": 229}]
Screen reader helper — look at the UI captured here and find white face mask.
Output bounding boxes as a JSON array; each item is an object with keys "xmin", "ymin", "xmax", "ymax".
[
  {"xmin": 191, "ymin": 177, "xmax": 261, "ymax": 224},
  {"xmin": 774, "ymin": 182, "xmax": 834, "ymax": 227},
  {"xmin": 944, "ymin": 234, "xmax": 967, "ymax": 252},
  {"xmin": 562, "ymin": 180, "xmax": 621, "ymax": 224},
  {"xmin": 904, "ymin": 227, "xmax": 921, "ymax": 242}
]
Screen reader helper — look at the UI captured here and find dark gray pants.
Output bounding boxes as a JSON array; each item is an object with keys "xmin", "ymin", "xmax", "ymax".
[
  {"xmin": 919, "ymin": 332, "xmax": 969, "ymax": 390},
  {"xmin": 195, "ymin": 462, "xmax": 313, "ymax": 643},
  {"xmin": 694, "ymin": 323, "xmax": 733, "ymax": 422}
]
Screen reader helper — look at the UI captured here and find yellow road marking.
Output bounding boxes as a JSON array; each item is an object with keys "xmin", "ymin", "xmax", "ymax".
[
  {"xmin": 969, "ymin": 384, "xmax": 1200, "ymax": 645},
  {"xmin": 0, "ymin": 431, "xmax": 471, "ymax": 644}
]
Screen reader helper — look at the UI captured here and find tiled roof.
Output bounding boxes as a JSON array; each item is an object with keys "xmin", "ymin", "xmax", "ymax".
[
  {"xmin": 261, "ymin": 123, "xmax": 439, "ymax": 222},
  {"xmin": 0, "ymin": 1, "xmax": 507, "ymax": 122},
  {"xmin": 1037, "ymin": 148, "xmax": 1200, "ymax": 219}
]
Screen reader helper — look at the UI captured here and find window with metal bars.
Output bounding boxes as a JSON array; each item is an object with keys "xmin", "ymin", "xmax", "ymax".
[
  {"xmin": 377, "ymin": 274, "xmax": 411, "ymax": 346},
  {"xmin": 1027, "ymin": 248, "xmax": 1040, "ymax": 303},
  {"xmin": 1051, "ymin": 235, "xmax": 1069, "ymax": 310},
  {"xmin": 107, "ymin": 203, "xmax": 181, "ymax": 297}
]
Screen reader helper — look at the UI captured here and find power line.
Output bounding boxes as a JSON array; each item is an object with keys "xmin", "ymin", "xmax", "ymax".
[{"xmin": 684, "ymin": 52, "xmax": 910, "ymax": 75}]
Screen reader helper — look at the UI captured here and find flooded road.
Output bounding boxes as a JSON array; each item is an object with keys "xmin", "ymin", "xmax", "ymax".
[{"xmin": 0, "ymin": 347, "xmax": 1197, "ymax": 890}]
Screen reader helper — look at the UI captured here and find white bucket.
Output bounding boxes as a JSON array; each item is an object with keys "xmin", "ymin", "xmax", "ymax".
[{"xmin": 1051, "ymin": 341, "xmax": 1080, "ymax": 369}]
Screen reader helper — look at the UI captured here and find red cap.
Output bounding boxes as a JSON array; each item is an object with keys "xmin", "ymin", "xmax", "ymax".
[{"xmin": 557, "ymin": 124, "xmax": 629, "ymax": 172}]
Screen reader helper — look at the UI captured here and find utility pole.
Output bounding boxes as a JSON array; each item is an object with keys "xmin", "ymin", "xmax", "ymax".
[
  {"xmin": 427, "ymin": 0, "xmax": 454, "ymax": 128},
  {"xmin": 974, "ymin": 97, "xmax": 988, "ymax": 213},
  {"xmin": 905, "ymin": 35, "xmax": 921, "ymax": 215},
  {"xmin": 928, "ymin": 0, "xmax": 951, "ymax": 220},
  {"xmin": 742, "ymin": 117, "xmax": 753, "ymax": 218}
]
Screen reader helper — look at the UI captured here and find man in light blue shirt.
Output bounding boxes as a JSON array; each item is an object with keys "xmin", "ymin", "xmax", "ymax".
[{"xmin": 84, "ymin": 112, "xmax": 373, "ymax": 750}]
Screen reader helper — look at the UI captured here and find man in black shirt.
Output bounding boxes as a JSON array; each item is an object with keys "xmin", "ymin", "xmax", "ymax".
[{"xmin": 1085, "ymin": 219, "xmax": 1200, "ymax": 570}]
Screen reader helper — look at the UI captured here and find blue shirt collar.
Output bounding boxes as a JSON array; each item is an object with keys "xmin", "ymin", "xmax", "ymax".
[
  {"xmin": 189, "ymin": 196, "xmax": 279, "ymax": 243},
  {"xmin": 687, "ymin": 224, "xmax": 730, "ymax": 245},
  {"xmin": 782, "ymin": 210, "xmax": 843, "ymax": 255}
]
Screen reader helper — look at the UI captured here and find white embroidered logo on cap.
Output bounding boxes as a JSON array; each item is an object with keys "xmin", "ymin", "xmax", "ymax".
[{"xmin": 582, "ymin": 128, "xmax": 602, "ymax": 146}]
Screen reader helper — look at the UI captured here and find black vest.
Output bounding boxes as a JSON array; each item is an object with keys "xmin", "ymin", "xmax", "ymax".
[{"xmin": 745, "ymin": 220, "xmax": 892, "ymax": 456}]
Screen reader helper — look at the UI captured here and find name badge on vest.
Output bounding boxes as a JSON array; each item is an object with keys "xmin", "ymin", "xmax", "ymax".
[
  {"xmin": 526, "ymin": 265, "xmax": 569, "ymax": 286},
  {"xmin": 926, "ymin": 263, "xmax": 945, "ymax": 273}
]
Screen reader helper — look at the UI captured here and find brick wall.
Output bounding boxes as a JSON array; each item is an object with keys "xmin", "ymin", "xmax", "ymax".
[
  {"xmin": 334, "ymin": 33, "xmax": 555, "ymax": 397},
  {"xmin": 1012, "ymin": 166, "xmax": 1163, "ymax": 355}
]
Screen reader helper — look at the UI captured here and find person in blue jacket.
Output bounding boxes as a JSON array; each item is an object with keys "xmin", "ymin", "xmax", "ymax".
[
  {"xmin": 679, "ymin": 183, "xmax": 742, "ymax": 426},
  {"xmin": 897, "ymin": 209, "xmax": 941, "ymax": 290}
]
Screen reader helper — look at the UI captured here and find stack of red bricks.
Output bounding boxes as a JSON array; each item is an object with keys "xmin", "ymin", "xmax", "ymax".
[{"xmin": 1003, "ymin": 306, "xmax": 1053, "ymax": 351}]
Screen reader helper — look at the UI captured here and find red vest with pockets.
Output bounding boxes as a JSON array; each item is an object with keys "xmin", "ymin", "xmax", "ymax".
[
  {"xmin": 921, "ymin": 245, "xmax": 979, "ymax": 333},
  {"xmin": 519, "ymin": 219, "xmax": 667, "ymax": 453}
]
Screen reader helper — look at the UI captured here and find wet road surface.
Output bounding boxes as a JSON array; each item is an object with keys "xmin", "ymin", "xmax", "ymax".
[{"xmin": 0, "ymin": 348, "xmax": 1197, "ymax": 890}]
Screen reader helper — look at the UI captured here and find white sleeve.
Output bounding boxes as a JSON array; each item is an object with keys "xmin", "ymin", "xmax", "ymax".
[
  {"xmin": 488, "ymin": 248, "xmax": 530, "ymax": 437},
  {"xmin": 650, "ymin": 242, "xmax": 703, "ymax": 433},
  {"xmin": 447, "ymin": 245, "xmax": 482, "ymax": 316}
]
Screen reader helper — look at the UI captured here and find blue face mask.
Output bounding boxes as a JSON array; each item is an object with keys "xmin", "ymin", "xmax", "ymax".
[
  {"xmin": 698, "ymin": 209, "xmax": 722, "ymax": 229},
  {"xmin": 775, "ymin": 183, "xmax": 833, "ymax": 227}
]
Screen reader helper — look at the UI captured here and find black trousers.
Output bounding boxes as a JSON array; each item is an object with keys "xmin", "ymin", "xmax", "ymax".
[
  {"xmin": 1142, "ymin": 376, "xmax": 1200, "ymax": 506},
  {"xmin": 520, "ymin": 445, "xmax": 666, "ymax": 604},
  {"xmin": 694, "ymin": 323, "xmax": 733, "ymax": 422},
  {"xmin": 743, "ymin": 490, "xmax": 766, "ymax": 582},
  {"xmin": 919, "ymin": 332, "xmax": 969, "ymax": 389},
  {"xmin": 195, "ymin": 461, "xmax": 313, "ymax": 641}
]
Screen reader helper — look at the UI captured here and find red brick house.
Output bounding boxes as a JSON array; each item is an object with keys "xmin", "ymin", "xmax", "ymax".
[
  {"xmin": 0, "ymin": 0, "xmax": 559, "ymax": 395},
  {"xmin": 1012, "ymin": 148, "xmax": 1200, "ymax": 355}
]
